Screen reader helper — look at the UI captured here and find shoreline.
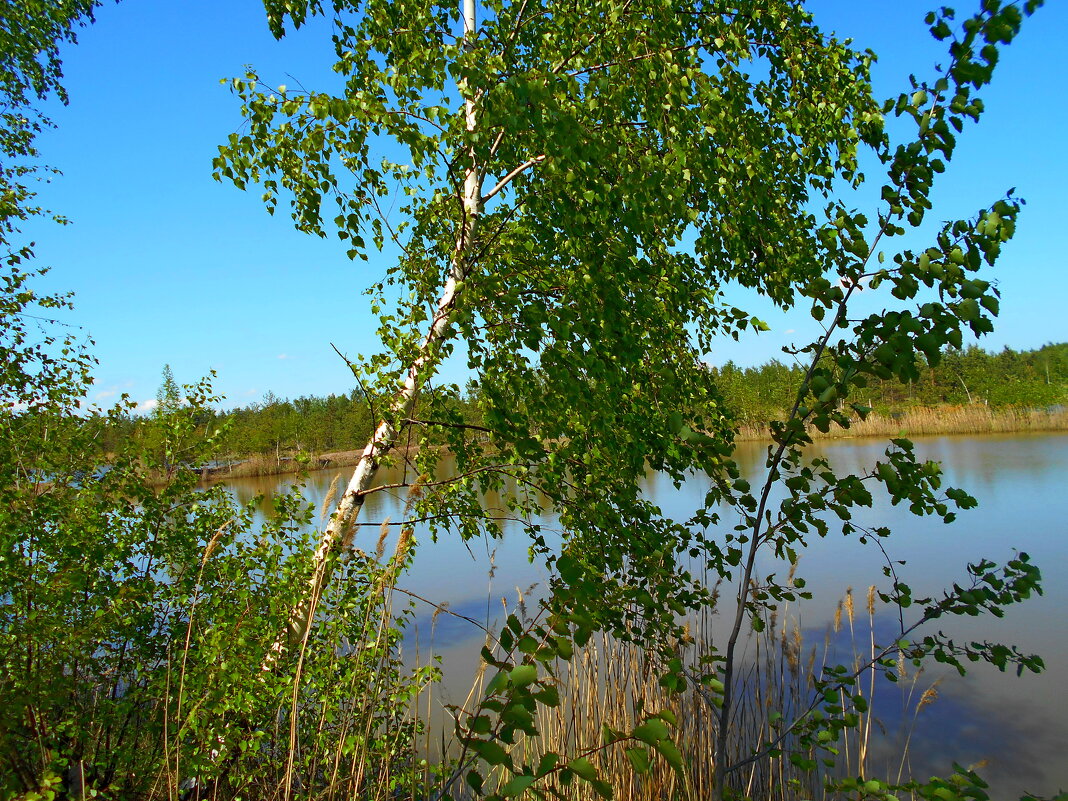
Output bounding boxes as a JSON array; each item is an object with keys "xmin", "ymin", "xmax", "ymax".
[
  {"xmin": 736, "ymin": 404, "xmax": 1068, "ymax": 442},
  {"xmin": 199, "ymin": 405, "xmax": 1068, "ymax": 483}
]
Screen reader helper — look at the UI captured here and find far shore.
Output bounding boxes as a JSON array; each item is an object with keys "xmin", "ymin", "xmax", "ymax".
[
  {"xmin": 198, "ymin": 404, "xmax": 1068, "ymax": 483},
  {"xmin": 737, "ymin": 403, "xmax": 1068, "ymax": 442}
]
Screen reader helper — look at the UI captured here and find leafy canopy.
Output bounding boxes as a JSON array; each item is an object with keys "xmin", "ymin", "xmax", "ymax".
[
  {"xmin": 219, "ymin": 3, "xmax": 1049, "ymax": 795},
  {"xmin": 0, "ymin": 0, "xmax": 106, "ymax": 240},
  {"xmin": 217, "ymin": 0, "xmax": 884, "ymax": 633}
]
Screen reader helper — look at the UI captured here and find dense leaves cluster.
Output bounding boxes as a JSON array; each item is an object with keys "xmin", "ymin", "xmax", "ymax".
[
  {"xmin": 1, "ymin": 0, "xmax": 1053, "ymax": 798},
  {"xmin": 0, "ymin": 5, "xmax": 438, "ymax": 797},
  {"xmin": 0, "ymin": 0, "xmax": 107, "ymax": 240},
  {"xmin": 212, "ymin": 1, "xmax": 1057, "ymax": 798},
  {"xmin": 0, "ymin": 279, "xmax": 439, "ymax": 796},
  {"xmin": 94, "ymin": 338, "xmax": 1067, "ymax": 470},
  {"xmin": 216, "ymin": 0, "xmax": 890, "ymax": 647}
]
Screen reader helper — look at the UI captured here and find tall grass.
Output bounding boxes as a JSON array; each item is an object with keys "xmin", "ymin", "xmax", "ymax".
[
  {"xmin": 490, "ymin": 588, "xmax": 939, "ymax": 801},
  {"xmin": 738, "ymin": 404, "xmax": 1068, "ymax": 441}
]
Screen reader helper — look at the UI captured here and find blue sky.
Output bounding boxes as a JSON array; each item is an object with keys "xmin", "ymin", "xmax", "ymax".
[{"xmin": 19, "ymin": 0, "xmax": 1068, "ymax": 412}]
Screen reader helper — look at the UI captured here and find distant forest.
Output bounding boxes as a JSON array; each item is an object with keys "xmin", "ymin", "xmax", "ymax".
[
  {"xmin": 98, "ymin": 343, "xmax": 1067, "ymax": 461},
  {"xmin": 710, "ymin": 341, "xmax": 1068, "ymax": 427}
]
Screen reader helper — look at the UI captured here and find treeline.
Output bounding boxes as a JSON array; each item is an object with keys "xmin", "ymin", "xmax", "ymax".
[
  {"xmin": 711, "ymin": 342, "xmax": 1068, "ymax": 427},
  {"xmin": 98, "ymin": 343, "xmax": 1067, "ymax": 465},
  {"xmin": 97, "ymin": 385, "xmax": 482, "ymax": 465}
]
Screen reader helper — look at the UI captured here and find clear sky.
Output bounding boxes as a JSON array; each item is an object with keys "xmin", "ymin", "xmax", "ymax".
[{"xmin": 18, "ymin": 0, "xmax": 1068, "ymax": 412}]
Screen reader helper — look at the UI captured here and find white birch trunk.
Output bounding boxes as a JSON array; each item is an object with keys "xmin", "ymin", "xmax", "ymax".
[{"xmin": 262, "ymin": 0, "xmax": 482, "ymax": 669}]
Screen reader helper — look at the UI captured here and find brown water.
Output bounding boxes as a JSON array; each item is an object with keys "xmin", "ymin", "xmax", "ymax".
[{"xmin": 221, "ymin": 432, "xmax": 1068, "ymax": 798}]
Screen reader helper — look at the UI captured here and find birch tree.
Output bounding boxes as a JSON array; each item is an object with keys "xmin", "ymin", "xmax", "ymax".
[
  {"xmin": 218, "ymin": 0, "xmax": 883, "ymax": 656},
  {"xmin": 218, "ymin": 5, "xmax": 1049, "ymax": 796}
]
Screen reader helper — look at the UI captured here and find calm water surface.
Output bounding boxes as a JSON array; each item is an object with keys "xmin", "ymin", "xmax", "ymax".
[{"xmin": 221, "ymin": 432, "xmax": 1068, "ymax": 798}]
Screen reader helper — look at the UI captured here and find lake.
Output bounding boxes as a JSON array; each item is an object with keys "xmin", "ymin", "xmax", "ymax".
[{"xmin": 221, "ymin": 432, "xmax": 1068, "ymax": 799}]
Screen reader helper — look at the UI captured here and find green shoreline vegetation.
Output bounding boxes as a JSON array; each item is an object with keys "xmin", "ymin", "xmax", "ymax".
[
  {"xmin": 4, "ymin": 2, "xmax": 1065, "ymax": 800},
  {"xmin": 117, "ymin": 342, "xmax": 1068, "ymax": 482}
]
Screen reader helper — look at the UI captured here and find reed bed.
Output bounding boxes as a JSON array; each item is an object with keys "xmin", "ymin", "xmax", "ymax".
[
  {"xmin": 493, "ymin": 588, "xmax": 937, "ymax": 801},
  {"xmin": 197, "ymin": 452, "xmax": 364, "ymax": 481},
  {"xmin": 738, "ymin": 404, "xmax": 1068, "ymax": 441}
]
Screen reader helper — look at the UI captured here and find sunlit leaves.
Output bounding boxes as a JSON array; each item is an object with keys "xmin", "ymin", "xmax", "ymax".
[{"xmin": 215, "ymin": 1, "xmax": 1049, "ymax": 797}]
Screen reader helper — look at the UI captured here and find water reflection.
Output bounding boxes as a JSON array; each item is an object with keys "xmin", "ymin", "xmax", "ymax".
[{"xmin": 214, "ymin": 433, "xmax": 1068, "ymax": 799}]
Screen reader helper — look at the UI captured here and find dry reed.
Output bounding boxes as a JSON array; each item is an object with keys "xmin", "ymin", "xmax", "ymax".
[
  {"xmin": 738, "ymin": 404, "xmax": 1068, "ymax": 441},
  {"xmin": 490, "ymin": 589, "xmax": 938, "ymax": 801}
]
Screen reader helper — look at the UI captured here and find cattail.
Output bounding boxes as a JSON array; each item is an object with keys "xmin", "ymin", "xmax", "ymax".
[
  {"xmin": 786, "ymin": 626, "xmax": 800, "ymax": 673},
  {"xmin": 710, "ymin": 583, "xmax": 721, "ymax": 607},
  {"xmin": 375, "ymin": 517, "xmax": 391, "ymax": 561},
  {"xmin": 374, "ymin": 526, "xmax": 414, "ymax": 593},
  {"xmin": 393, "ymin": 527, "xmax": 414, "ymax": 565},
  {"xmin": 319, "ymin": 473, "xmax": 340, "ymax": 527},
  {"xmin": 401, "ymin": 472, "xmax": 427, "ymax": 523},
  {"xmin": 516, "ymin": 585, "xmax": 527, "ymax": 621},
  {"xmin": 201, "ymin": 519, "xmax": 231, "ymax": 566},
  {"xmin": 917, "ymin": 678, "xmax": 941, "ymax": 712},
  {"xmin": 431, "ymin": 601, "xmax": 449, "ymax": 634}
]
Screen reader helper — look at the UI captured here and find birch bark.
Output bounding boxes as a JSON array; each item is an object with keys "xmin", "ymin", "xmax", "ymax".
[{"xmin": 264, "ymin": 0, "xmax": 483, "ymax": 667}]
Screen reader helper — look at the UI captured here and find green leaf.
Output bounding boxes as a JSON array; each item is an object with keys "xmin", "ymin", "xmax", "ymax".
[
  {"xmin": 509, "ymin": 664, "xmax": 538, "ymax": 687},
  {"xmin": 632, "ymin": 719, "xmax": 670, "ymax": 744},
  {"xmin": 466, "ymin": 770, "xmax": 484, "ymax": 794},
  {"xmin": 536, "ymin": 752, "xmax": 560, "ymax": 777},
  {"xmin": 501, "ymin": 774, "xmax": 537, "ymax": 797},
  {"xmin": 534, "ymin": 685, "xmax": 560, "ymax": 707},
  {"xmin": 486, "ymin": 670, "xmax": 509, "ymax": 695},
  {"xmin": 653, "ymin": 739, "xmax": 685, "ymax": 772},
  {"xmin": 568, "ymin": 757, "xmax": 597, "ymax": 781},
  {"xmin": 590, "ymin": 779, "xmax": 614, "ymax": 799},
  {"xmin": 625, "ymin": 747, "xmax": 651, "ymax": 774}
]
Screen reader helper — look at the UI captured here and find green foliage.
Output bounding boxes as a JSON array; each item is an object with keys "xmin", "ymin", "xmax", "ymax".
[
  {"xmin": 0, "ymin": 0, "xmax": 107, "ymax": 241},
  {"xmin": 212, "ymin": 1, "xmax": 1052, "ymax": 800},
  {"xmin": 209, "ymin": 384, "xmax": 480, "ymax": 460},
  {"xmin": 0, "ymin": 7, "xmax": 438, "ymax": 796},
  {"xmin": 709, "ymin": 342, "xmax": 1068, "ymax": 427},
  {"xmin": 0, "ymin": 0, "xmax": 1055, "ymax": 795},
  {"xmin": 155, "ymin": 363, "xmax": 181, "ymax": 417},
  {"xmin": 452, "ymin": 609, "xmax": 684, "ymax": 801},
  {"xmin": 0, "ymin": 270, "xmax": 440, "ymax": 797}
]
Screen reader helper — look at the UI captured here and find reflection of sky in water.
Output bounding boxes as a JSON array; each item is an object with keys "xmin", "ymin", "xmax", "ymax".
[{"xmin": 221, "ymin": 432, "xmax": 1068, "ymax": 799}]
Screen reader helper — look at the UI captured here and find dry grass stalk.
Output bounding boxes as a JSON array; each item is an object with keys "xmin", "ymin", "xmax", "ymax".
[
  {"xmin": 375, "ymin": 517, "xmax": 390, "ymax": 562},
  {"xmin": 320, "ymin": 473, "xmax": 341, "ymax": 527},
  {"xmin": 496, "ymin": 587, "xmax": 937, "ymax": 801},
  {"xmin": 738, "ymin": 404, "xmax": 1068, "ymax": 442}
]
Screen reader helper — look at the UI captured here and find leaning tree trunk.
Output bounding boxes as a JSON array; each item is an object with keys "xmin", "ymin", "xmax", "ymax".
[{"xmin": 262, "ymin": 0, "xmax": 482, "ymax": 670}]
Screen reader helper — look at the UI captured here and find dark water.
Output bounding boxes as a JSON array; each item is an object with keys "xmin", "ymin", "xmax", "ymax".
[{"xmin": 221, "ymin": 432, "xmax": 1068, "ymax": 798}]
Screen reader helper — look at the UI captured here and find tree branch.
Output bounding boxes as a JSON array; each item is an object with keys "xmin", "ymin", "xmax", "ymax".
[{"xmin": 481, "ymin": 155, "xmax": 546, "ymax": 203}]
